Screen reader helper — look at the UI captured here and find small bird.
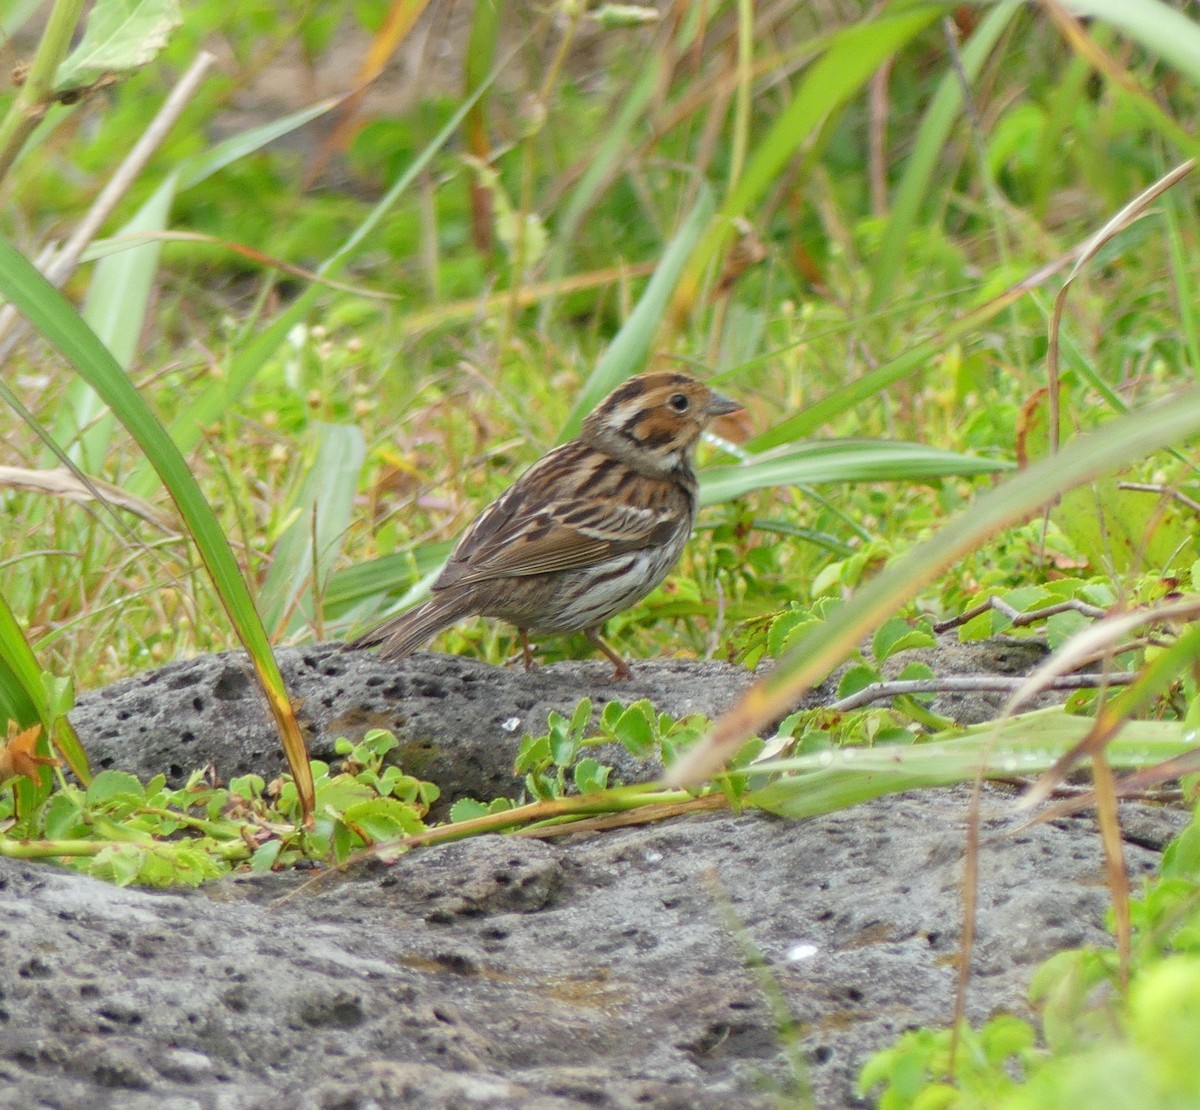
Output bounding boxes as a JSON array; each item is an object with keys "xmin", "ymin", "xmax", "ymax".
[{"xmin": 350, "ymin": 371, "xmax": 742, "ymax": 677}]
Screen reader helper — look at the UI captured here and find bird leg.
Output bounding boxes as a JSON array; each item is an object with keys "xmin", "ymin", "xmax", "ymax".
[
  {"xmin": 518, "ymin": 628, "xmax": 536, "ymax": 671},
  {"xmin": 586, "ymin": 628, "xmax": 632, "ymax": 680}
]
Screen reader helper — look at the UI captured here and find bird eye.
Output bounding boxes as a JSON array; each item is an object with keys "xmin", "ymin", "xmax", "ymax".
[{"xmin": 668, "ymin": 393, "xmax": 690, "ymax": 413}]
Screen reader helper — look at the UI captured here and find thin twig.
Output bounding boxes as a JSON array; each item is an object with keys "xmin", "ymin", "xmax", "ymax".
[
  {"xmin": 933, "ymin": 595, "xmax": 1108, "ymax": 633},
  {"xmin": 829, "ymin": 671, "xmax": 1136, "ymax": 713},
  {"xmin": 1116, "ymin": 481, "xmax": 1200, "ymax": 515}
]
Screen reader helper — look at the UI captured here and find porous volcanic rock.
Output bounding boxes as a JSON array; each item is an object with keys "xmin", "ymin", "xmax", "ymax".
[
  {"xmin": 69, "ymin": 637, "xmax": 1053, "ymax": 809},
  {"xmin": 0, "ymin": 792, "xmax": 1183, "ymax": 1109},
  {"xmin": 0, "ymin": 641, "xmax": 1182, "ymax": 1108}
]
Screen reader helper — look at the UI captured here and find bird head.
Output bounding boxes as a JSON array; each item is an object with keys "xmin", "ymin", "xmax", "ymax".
[{"xmin": 581, "ymin": 372, "xmax": 742, "ymax": 478}]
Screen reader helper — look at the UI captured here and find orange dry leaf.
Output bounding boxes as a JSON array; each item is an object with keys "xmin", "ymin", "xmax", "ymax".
[{"xmin": 0, "ymin": 721, "xmax": 60, "ymax": 783}]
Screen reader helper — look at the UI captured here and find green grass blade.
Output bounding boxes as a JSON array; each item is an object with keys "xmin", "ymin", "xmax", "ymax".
[
  {"xmin": 672, "ymin": 5, "xmax": 943, "ymax": 317},
  {"xmin": 671, "ymin": 386, "xmax": 1200, "ymax": 784},
  {"xmin": 173, "ymin": 98, "xmax": 343, "ymax": 194},
  {"xmin": 126, "ymin": 71, "xmax": 499, "ymax": 497},
  {"xmin": 744, "ymin": 708, "xmax": 1191, "ymax": 820},
  {"xmin": 1070, "ymin": 0, "xmax": 1200, "ymax": 85},
  {"xmin": 698, "ymin": 440, "xmax": 1009, "ymax": 506},
  {"xmin": 0, "ymin": 236, "xmax": 315, "ymax": 818},
  {"xmin": 0, "ymin": 588, "xmax": 90, "ymax": 781},
  {"xmin": 748, "ymin": 263, "xmax": 1059, "ymax": 451},
  {"xmin": 868, "ymin": 1, "xmax": 1021, "ymax": 312},
  {"xmin": 258, "ymin": 422, "xmax": 366, "ymax": 637},
  {"xmin": 323, "ymin": 541, "xmax": 454, "ymax": 628},
  {"xmin": 558, "ymin": 187, "xmax": 716, "ymax": 442},
  {"xmin": 49, "ymin": 173, "xmax": 177, "ymax": 472}
]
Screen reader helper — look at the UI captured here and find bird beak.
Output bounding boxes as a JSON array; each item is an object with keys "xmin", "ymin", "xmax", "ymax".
[{"xmin": 704, "ymin": 391, "xmax": 742, "ymax": 417}]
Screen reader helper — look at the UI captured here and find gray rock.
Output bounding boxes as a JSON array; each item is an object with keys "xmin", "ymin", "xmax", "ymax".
[
  {"xmin": 71, "ymin": 646, "xmax": 761, "ymax": 807},
  {"xmin": 3, "ymin": 639, "xmax": 1179, "ymax": 1108},
  {"xmin": 0, "ymin": 793, "xmax": 1179, "ymax": 1109},
  {"xmin": 69, "ymin": 637, "xmax": 1056, "ymax": 810}
]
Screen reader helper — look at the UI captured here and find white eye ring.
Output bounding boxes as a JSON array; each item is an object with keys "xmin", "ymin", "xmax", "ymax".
[{"xmin": 668, "ymin": 393, "xmax": 690, "ymax": 413}]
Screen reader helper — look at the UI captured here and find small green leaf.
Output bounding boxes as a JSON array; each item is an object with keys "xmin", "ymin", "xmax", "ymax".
[
  {"xmin": 898, "ymin": 661, "xmax": 936, "ymax": 683},
  {"xmin": 568, "ymin": 698, "xmax": 592, "ymax": 742},
  {"xmin": 573, "ymin": 758, "xmax": 610, "ymax": 794},
  {"xmin": 515, "ymin": 734, "xmax": 552, "ymax": 775},
  {"xmin": 55, "ymin": 0, "xmax": 181, "ymax": 88},
  {"xmin": 548, "ymin": 713, "xmax": 578, "ymax": 768},
  {"xmin": 837, "ymin": 664, "xmax": 880, "ymax": 699},
  {"xmin": 872, "ymin": 618, "xmax": 936, "ymax": 662},
  {"xmin": 768, "ymin": 610, "xmax": 816, "ymax": 658},
  {"xmin": 600, "ymin": 700, "xmax": 624, "ymax": 731},
  {"xmin": 43, "ymin": 791, "xmax": 85, "ymax": 838},
  {"xmin": 613, "ymin": 701, "xmax": 655, "ymax": 756},
  {"xmin": 449, "ymin": 798, "xmax": 491, "ymax": 822},
  {"xmin": 343, "ymin": 797, "xmax": 423, "ymax": 840},
  {"xmin": 363, "ymin": 729, "xmax": 400, "ymax": 756},
  {"xmin": 86, "ymin": 770, "xmax": 145, "ymax": 806}
]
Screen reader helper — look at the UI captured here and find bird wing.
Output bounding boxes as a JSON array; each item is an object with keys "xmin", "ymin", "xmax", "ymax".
[{"xmin": 434, "ymin": 449, "xmax": 679, "ymax": 589}]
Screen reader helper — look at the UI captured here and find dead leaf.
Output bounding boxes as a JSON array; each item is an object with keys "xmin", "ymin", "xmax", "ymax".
[{"xmin": 0, "ymin": 721, "xmax": 59, "ymax": 783}]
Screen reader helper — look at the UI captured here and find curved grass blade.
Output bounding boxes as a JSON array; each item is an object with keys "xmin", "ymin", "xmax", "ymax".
[
  {"xmin": 698, "ymin": 440, "xmax": 1009, "ymax": 507},
  {"xmin": 670, "ymin": 387, "xmax": 1200, "ymax": 785},
  {"xmin": 743, "ymin": 708, "xmax": 1193, "ymax": 820},
  {"xmin": 558, "ymin": 187, "xmax": 715, "ymax": 442},
  {"xmin": 1068, "ymin": 0, "xmax": 1200, "ymax": 84},
  {"xmin": 868, "ymin": 1, "xmax": 1021, "ymax": 312},
  {"xmin": 669, "ymin": 5, "xmax": 942, "ymax": 322},
  {"xmin": 0, "ymin": 236, "xmax": 315, "ymax": 820},
  {"xmin": 259, "ymin": 422, "xmax": 366, "ymax": 637}
]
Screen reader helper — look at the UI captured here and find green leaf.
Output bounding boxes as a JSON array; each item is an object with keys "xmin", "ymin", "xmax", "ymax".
[
  {"xmin": 101, "ymin": 843, "xmax": 146, "ymax": 886},
  {"xmin": 897, "ymin": 661, "xmax": 935, "ymax": 683},
  {"xmin": 744, "ymin": 707, "xmax": 1196, "ymax": 821},
  {"xmin": 548, "ymin": 712, "xmax": 578, "ymax": 768},
  {"xmin": 872, "ymin": 618, "xmax": 936, "ymax": 662},
  {"xmin": 573, "ymin": 758, "xmax": 610, "ymax": 795},
  {"xmin": 767, "ymin": 611, "xmax": 819, "ymax": 659},
  {"xmin": 612, "ymin": 701, "xmax": 655, "ymax": 756},
  {"xmin": 515, "ymin": 734, "xmax": 552, "ymax": 775},
  {"xmin": 86, "ymin": 770, "xmax": 145, "ymax": 806},
  {"xmin": 568, "ymin": 698, "xmax": 592, "ymax": 742},
  {"xmin": 43, "ymin": 791, "xmax": 86, "ymax": 838},
  {"xmin": 56, "ymin": 0, "xmax": 181, "ymax": 88},
  {"xmin": 343, "ymin": 797, "xmax": 423, "ymax": 840},
  {"xmin": 449, "ymin": 798, "xmax": 492, "ymax": 822},
  {"xmin": 836, "ymin": 664, "xmax": 879, "ymax": 700}
]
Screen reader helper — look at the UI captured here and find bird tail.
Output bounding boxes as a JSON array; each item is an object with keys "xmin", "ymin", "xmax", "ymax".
[{"xmin": 348, "ymin": 592, "xmax": 476, "ymax": 661}]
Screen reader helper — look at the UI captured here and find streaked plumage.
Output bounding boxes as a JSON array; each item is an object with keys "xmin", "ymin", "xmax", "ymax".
[{"xmin": 350, "ymin": 372, "xmax": 741, "ymax": 677}]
